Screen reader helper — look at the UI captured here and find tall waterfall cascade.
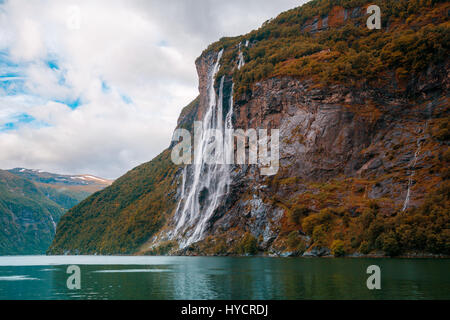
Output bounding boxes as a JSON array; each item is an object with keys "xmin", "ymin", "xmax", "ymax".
[{"xmin": 171, "ymin": 50, "xmax": 237, "ymax": 248}]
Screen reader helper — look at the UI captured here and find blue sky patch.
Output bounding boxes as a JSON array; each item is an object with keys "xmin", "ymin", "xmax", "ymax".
[
  {"xmin": 121, "ymin": 94, "xmax": 133, "ymax": 104},
  {"xmin": 0, "ymin": 77, "xmax": 25, "ymax": 95},
  {"xmin": 0, "ymin": 50, "xmax": 26, "ymax": 96},
  {"xmin": 101, "ymin": 80, "xmax": 110, "ymax": 93},
  {"xmin": 53, "ymin": 97, "xmax": 82, "ymax": 109},
  {"xmin": 47, "ymin": 60, "xmax": 59, "ymax": 70},
  {"xmin": 0, "ymin": 113, "xmax": 35, "ymax": 132},
  {"xmin": 0, "ymin": 50, "xmax": 18, "ymax": 68},
  {"xmin": 67, "ymin": 97, "xmax": 81, "ymax": 109}
]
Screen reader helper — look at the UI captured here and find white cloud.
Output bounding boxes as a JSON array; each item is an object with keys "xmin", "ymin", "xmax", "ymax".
[{"xmin": 0, "ymin": 0, "xmax": 305, "ymax": 178}]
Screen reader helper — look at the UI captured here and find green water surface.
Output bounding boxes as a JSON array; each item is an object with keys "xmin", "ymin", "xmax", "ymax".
[{"xmin": 0, "ymin": 256, "xmax": 448, "ymax": 300}]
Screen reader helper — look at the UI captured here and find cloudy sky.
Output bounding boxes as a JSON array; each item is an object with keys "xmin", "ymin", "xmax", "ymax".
[{"xmin": 0, "ymin": 0, "xmax": 305, "ymax": 179}]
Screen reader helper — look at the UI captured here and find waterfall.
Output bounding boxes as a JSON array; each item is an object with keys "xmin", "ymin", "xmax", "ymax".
[
  {"xmin": 238, "ymin": 43, "xmax": 245, "ymax": 70},
  {"xmin": 172, "ymin": 49, "xmax": 235, "ymax": 247},
  {"xmin": 49, "ymin": 215, "xmax": 57, "ymax": 232},
  {"xmin": 402, "ymin": 124, "xmax": 427, "ymax": 212},
  {"xmin": 174, "ymin": 166, "xmax": 187, "ymax": 215}
]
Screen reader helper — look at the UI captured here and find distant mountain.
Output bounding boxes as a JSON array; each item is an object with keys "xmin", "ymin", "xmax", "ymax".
[
  {"xmin": 8, "ymin": 168, "xmax": 113, "ymax": 210},
  {"xmin": 0, "ymin": 169, "xmax": 112, "ymax": 255},
  {"xmin": 0, "ymin": 170, "xmax": 64, "ymax": 255}
]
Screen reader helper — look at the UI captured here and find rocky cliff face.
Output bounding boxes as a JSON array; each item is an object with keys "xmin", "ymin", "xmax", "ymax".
[
  {"xmin": 145, "ymin": 48, "xmax": 448, "ymax": 256},
  {"xmin": 49, "ymin": 0, "xmax": 449, "ymax": 257}
]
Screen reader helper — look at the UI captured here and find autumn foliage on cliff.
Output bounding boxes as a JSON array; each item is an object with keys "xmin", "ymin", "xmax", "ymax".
[{"xmin": 207, "ymin": 0, "xmax": 449, "ymax": 96}]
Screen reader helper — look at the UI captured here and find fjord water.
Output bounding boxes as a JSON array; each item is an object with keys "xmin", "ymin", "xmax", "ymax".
[{"xmin": 0, "ymin": 256, "xmax": 448, "ymax": 300}]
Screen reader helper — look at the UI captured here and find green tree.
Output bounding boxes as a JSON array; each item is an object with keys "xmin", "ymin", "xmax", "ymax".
[
  {"xmin": 382, "ymin": 232, "xmax": 401, "ymax": 256},
  {"xmin": 312, "ymin": 225, "xmax": 327, "ymax": 248},
  {"xmin": 238, "ymin": 232, "xmax": 258, "ymax": 255},
  {"xmin": 331, "ymin": 240, "xmax": 346, "ymax": 257},
  {"xmin": 359, "ymin": 241, "xmax": 370, "ymax": 254}
]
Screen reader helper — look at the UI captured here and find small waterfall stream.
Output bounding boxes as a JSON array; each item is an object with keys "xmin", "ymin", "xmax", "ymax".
[
  {"xmin": 174, "ymin": 166, "xmax": 187, "ymax": 215},
  {"xmin": 237, "ymin": 42, "xmax": 245, "ymax": 70},
  {"xmin": 401, "ymin": 139, "xmax": 421, "ymax": 211},
  {"xmin": 50, "ymin": 215, "xmax": 57, "ymax": 232},
  {"xmin": 402, "ymin": 123, "xmax": 427, "ymax": 212}
]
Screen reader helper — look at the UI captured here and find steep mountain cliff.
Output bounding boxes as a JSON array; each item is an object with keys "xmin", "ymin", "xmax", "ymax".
[
  {"xmin": 0, "ymin": 169, "xmax": 112, "ymax": 255},
  {"xmin": 49, "ymin": 0, "xmax": 449, "ymax": 257}
]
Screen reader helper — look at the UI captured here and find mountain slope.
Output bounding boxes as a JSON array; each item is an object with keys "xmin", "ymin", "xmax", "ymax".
[
  {"xmin": 8, "ymin": 168, "xmax": 113, "ymax": 210},
  {"xmin": 0, "ymin": 169, "xmax": 112, "ymax": 255},
  {"xmin": 49, "ymin": 0, "xmax": 449, "ymax": 257},
  {"xmin": 0, "ymin": 170, "xmax": 64, "ymax": 255},
  {"xmin": 48, "ymin": 150, "xmax": 179, "ymax": 254}
]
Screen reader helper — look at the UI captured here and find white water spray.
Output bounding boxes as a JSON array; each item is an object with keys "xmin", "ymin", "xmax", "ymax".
[
  {"xmin": 49, "ymin": 215, "xmax": 57, "ymax": 232},
  {"xmin": 238, "ymin": 43, "xmax": 245, "ymax": 70},
  {"xmin": 174, "ymin": 166, "xmax": 187, "ymax": 215},
  {"xmin": 172, "ymin": 50, "xmax": 236, "ymax": 247}
]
